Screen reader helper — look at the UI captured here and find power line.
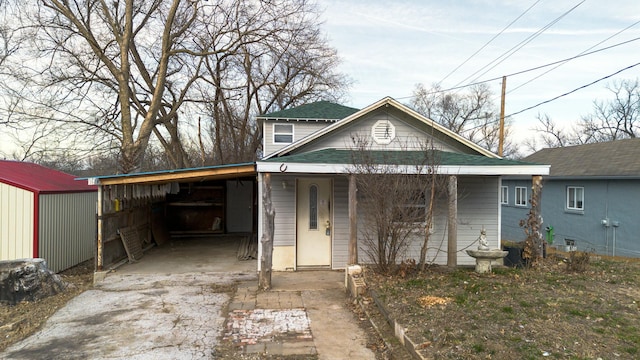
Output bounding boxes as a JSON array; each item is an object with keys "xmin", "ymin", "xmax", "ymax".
[
  {"xmin": 506, "ymin": 61, "xmax": 640, "ymax": 117},
  {"xmin": 396, "ymin": 35, "xmax": 640, "ymax": 100},
  {"xmin": 437, "ymin": 0, "xmax": 542, "ymax": 85},
  {"xmin": 452, "ymin": 0, "xmax": 585, "ymax": 89},
  {"xmin": 457, "ymin": 62, "xmax": 640, "ymax": 134},
  {"xmin": 508, "ymin": 18, "xmax": 640, "ymax": 95}
]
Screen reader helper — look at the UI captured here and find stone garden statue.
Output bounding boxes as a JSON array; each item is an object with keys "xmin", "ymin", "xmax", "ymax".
[{"xmin": 478, "ymin": 228, "xmax": 489, "ymax": 250}]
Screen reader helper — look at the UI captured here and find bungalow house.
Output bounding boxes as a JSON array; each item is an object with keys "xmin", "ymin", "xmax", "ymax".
[
  {"xmin": 86, "ymin": 97, "xmax": 549, "ymax": 273},
  {"xmin": 255, "ymin": 97, "xmax": 549, "ymax": 270},
  {"xmin": 501, "ymin": 138, "xmax": 640, "ymax": 257}
]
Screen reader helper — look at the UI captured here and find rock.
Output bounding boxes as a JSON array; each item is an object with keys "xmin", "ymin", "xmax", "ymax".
[{"xmin": 0, "ymin": 258, "xmax": 67, "ymax": 305}]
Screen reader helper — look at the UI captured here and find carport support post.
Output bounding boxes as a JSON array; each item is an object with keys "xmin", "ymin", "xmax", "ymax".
[
  {"xmin": 348, "ymin": 174, "xmax": 358, "ymax": 264},
  {"xmin": 97, "ymin": 185, "xmax": 104, "ymax": 271},
  {"xmin": 259, "ymin": 173, "xmax": 275, "ymax": 290},
  {"xmin": 447, "ymin": 175, "xmax": 458, "ymax": 267}
]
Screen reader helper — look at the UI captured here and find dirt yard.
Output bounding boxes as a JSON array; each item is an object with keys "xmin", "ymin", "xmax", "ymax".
[
  {"xmin": 0, "ymin": 260, "xmax": 94, "ymax": 352},
  {"xmin": 364, "ymin": 252, "xmax": 640, "ymax": 359}
]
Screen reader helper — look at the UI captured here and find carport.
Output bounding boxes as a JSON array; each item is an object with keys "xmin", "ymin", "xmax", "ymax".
[{"xmin": 85, "ymin": 163, "xmax": 258, "ymax": 274}]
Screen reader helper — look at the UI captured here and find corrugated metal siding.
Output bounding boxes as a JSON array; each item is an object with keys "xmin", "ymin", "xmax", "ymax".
[
  {"xmin": 0, "ymin": 182, "xmax": 34, "ymax": 260},
  {"xmin": 271, "ymin": 174, "xmax": 296, "ymax": 247},
  {"xmin": 332, "ymin": 176, "xmax": 349, "ymax": 269},
  {"xmin": 299, "ymin": 114, "xmax": 459, "ymax": 153},
  {"xmin": 39, "ymin": 192, "xmax": 97, "ymax": 272},
  {"xmin": 263, "ymin": 120, "xmax": 331, "ymax": 156}
]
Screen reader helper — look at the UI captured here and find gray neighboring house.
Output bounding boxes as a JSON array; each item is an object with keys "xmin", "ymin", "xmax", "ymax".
[{"xmin": 501, "ymin": 138, "xmax": 640, "ymax": 257}]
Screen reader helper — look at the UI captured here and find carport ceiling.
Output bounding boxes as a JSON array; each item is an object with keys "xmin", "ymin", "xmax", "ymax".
[{"xmin": 87, "ymin": 163, "xmax": 256, "ymax": 186}]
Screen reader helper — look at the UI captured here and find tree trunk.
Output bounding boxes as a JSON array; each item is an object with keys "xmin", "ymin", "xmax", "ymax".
[{"xmin": 259, "ymin": 173, "xmax": 275, "ymax": 290}]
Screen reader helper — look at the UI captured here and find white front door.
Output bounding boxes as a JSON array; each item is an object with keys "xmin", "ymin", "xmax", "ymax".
[{"xmin": 296, "ymin": 178, "xmax": 332, "ymax": 267}]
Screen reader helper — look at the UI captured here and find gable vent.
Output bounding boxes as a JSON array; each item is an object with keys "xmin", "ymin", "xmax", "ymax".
[{"xmin": 371, "ymin": 119, "xmax": 396, "ymax": 144}]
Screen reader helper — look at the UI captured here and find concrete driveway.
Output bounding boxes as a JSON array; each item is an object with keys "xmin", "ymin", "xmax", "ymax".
[
  {"xmin": 2, "ymin": 236, "xmax": 257, "ymax": 359},
  {"xmin": 1, "ymin": 237, "xmax": 375, "ymax": 359}
]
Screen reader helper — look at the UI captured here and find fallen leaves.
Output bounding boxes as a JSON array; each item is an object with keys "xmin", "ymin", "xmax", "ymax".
[{"xmin": 417, "ymin": 295, "xmax": 452, "ymax": 308}]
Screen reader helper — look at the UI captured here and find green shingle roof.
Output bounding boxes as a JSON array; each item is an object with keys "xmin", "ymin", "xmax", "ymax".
[
  {"xmin": 259, "ymin": 101, "xmax": 359, "ymax": 120},
  {"xmin": 264, "ymin": 149, "xmax": 536, "ymax": 166}
]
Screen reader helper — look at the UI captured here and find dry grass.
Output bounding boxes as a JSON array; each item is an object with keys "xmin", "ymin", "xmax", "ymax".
[
  {"xmin": 0, "ymin": 260, "xmax": 94, "ymax": 352},
  {"xmin": 366, "ymin": 252, "xmax": 640, "ymax": 359}
]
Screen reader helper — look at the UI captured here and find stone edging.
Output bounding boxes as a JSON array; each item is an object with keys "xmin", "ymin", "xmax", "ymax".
[{"xmin": 347, "ymin": 272, "xmax": 426, "ymax": 360}]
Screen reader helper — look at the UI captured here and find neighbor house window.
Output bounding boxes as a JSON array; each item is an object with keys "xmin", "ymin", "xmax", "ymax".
[
  {"xmin": 567, "ymin": 186, "xmax": 584, "ymax": 211},
  {"xmin": 273, "ymin": 123, "xmax": 294, "ymax": 144},
  {"xmin": 515, "ymin": 187, "xmax": 527, "ymax": 206},
  {"xmin": 500, "ymin": 186, "xmax": 508, "ymax": 205}
]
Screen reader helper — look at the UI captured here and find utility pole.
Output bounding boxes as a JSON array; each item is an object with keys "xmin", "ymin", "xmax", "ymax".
[{"xmin": 498, "ymin": 76, "xmax": 506, "ymax": 157}]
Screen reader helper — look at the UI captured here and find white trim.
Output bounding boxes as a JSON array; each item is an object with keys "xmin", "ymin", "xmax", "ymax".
[
  {"xmin": 263, "ymin": 97, "xmax": 499, "ymax": 160},
  {"xmin": 257, "ymin": 161, "xmax": 550, "ymax": 176},
  {"xmin": 500, "ymin": 185, "xmax": 509, "ymax": 205}
]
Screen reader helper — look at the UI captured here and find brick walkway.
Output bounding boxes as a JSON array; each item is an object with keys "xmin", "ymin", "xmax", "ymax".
[{"xmin": 224, "ymin": 282, "xmax": 316, "ymax": 356}]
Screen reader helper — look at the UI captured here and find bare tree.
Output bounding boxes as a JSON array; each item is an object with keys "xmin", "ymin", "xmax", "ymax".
[
  {"xmin": 526, "ymin": 79, "xmax": 640, "ymax": 153},
  {"xmin": 578, "ymin": 79, "xmax": 639, "ymax": 142},
  {"xmin": 349, "ymin": 136, "xmax": 444, "ymax": 274},
  {"xmin": 197, "ymin": 0, "xmax": 349, "ymax": 164},
  {"xmin": 3, "ymin": 1, "xmax": 348, "ymax": 172},
  {"xmin": 410, "ymin": 83, "xmax": 519, "ymax": 157}
]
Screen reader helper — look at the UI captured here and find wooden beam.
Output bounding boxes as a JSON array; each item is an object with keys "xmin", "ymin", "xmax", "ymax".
[
  {"xmin": 96, "ymin": 165, "xmax": 256, "ymax": 186},
  {"xmin": 447, "ymin": 175, "xmax": 458, "ymax": 268},
  {"xmin": 97, "ymin": 186, "xmax": 104, "ymax": 271},
  {"xmin": 348, "ymin": 174, "xmax": 358, "ymax": 264}
]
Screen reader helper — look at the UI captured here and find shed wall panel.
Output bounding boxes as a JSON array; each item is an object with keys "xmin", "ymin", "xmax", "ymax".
[
  {"xmin": 0, "ymin": 183, "xmax": 33, "ymax": 260},
  {"xmin": 39, "ymin": 192, "xmax": 97, "ymax": 272}
]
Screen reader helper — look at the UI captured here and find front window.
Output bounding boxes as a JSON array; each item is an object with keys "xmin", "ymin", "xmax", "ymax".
[
  {"xmin": 515, "ymin": 187, "xmax": 527, "ymax": 206},
  {"xmin": 567, "ymin": 186, "xmax": 584, "ymax": 211},
  {"xmin": 273, "ymin": 123, "xmax": 293, "ymax": 144},
  {"xmin": 393, "ymin": 189, "xmax": 427, "ymax": 223},
  {"xmin": 500, "ymin": 186, "xmax": 508, "ymax": 205}
]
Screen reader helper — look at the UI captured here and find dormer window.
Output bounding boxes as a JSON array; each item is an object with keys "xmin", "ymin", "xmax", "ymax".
[
  {"xmin": 371, "ymin": 119, "xmax": 395, "ymax": 144},
  {"xmin": 273, "ymin": 123, "xmax": 294, "ymax": 144}
]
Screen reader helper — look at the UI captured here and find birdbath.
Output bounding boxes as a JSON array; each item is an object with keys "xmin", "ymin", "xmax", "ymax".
[{"xmin": 465, "ymin": 228, "xmax": 508, "ymax": 273}]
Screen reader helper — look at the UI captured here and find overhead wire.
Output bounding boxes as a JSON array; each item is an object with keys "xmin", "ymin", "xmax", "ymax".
[
  {"xmin": 451, "ymin": 0, "xmax": 585, "ymax": 89},
  {"xmin": 508, "ymin": 18, "xmax": 640, "ymax": 94},
  {"xmin": 395, "ymin": 35, "xmax": 640, "ymax": 100},
  {"xmin": 457, "ymin": 61, "xmax": 640, "ymax": 134},
  {"xmin": 505, "ymin": 61, "xmax": 640, "ymax": 117},
  {"xmin": 437, "ymin": 0, "xmax": 542, "ymax": 85}
]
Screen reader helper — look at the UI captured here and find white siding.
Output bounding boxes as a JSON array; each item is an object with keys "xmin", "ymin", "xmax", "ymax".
[
  {"xmin": 298, "ymin": 113, "xmax": 460, "ymax": 154},
  {"xmin": 332, "ymin": 176, "xmax": 349, "ymax": 269},
  {"xmin": 270, "ymin": 174, "xmax": 297, "ymax": 246},
  {"xmin": 0, "ymin": 183, "xmax": 34, "ymax": 261},
  {"xmin": 263, "ymin": 120, "xmax": 334, "ymax": 156},
  {"xmin": 356, "ymin": 176, "xmax": 500, "ymax": 266},
  {"xmin": 39, "ymin": 192, "xmax": 97, "ymax": 272}
]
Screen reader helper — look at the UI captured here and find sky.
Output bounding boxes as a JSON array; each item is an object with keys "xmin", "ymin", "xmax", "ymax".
[{"xmin": 316, "ymin": 0, "xmax": 640, "ymax": 151}]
